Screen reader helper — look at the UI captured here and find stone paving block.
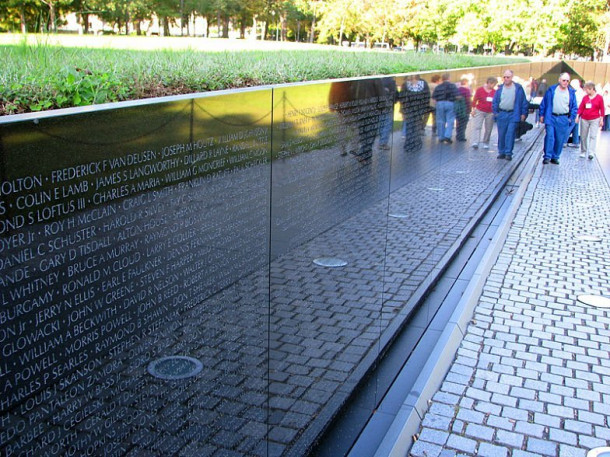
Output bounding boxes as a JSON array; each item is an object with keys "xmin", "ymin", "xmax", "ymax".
[
  {"xmin": 465, "ymin": 387, "xmax": 492, "ymax": 402},
  {"xmin": 491, "ymin": 393, "xmax": 517, "ymax": 407},
  {"xmin": 422, "ymin": 413, "xmax": 453, "ymax": 431},
  {"xmin": 486, "ymin": 414, "xmax": 515, "ymax": 431},
  {"xmin": 477, "ymin": 442, "xmax": 509, "ymax": 457},
  {"xmin": 442, "ymin": 381, "xmax": 468, "ymax": 395},
  {"xmin": 549, "ymin": 427, "xmax": 577, "ymax": 445},
  {"xmin": 514, "ymin": 421, "xmax": 545, "ymax": 438},
  {"xmin": 512, "ymin": 450, "xmax": 544, "ymax": 457},
  {"xmin": 475, "ymin": 401, "xmax": 502, "ymax": 416},
  {"xmin": 451, "ymin": 419, "xmax": 465, "ymax": 434},
  {"xmin": 465, "ymin": 423, "xmax": 494, "ymax": 441},
  {"xmin": 494, "ymin": 428, "xmax": 524, "ymax": 448},
  {"xmin": 578, "ymin": 410, "xmax": 605, "ymax": 425},
  {"xmin": 578, "ymin": 435, "xmax": 607, "ymax": 449},
  {"xmin": 459, "ymin": 397, "xmax": 475, "ymax": 409},
  {"xmin": 446, "ymin": 434, "xmax": 477, "ymax": 454},
  {"xmin": 558, "ymin": 444, "xmax": 587, "ymax": 457},
  {"xmin": 410, "ymin": 439, "xmax": 444, "ymax": 457},
  {"xmin": 419, "ymin": 428, "xmax": 451, "ymax": 446},
  {"xmin": 526, "ymin": 437, "xmax": 558, "ymax": 456}
]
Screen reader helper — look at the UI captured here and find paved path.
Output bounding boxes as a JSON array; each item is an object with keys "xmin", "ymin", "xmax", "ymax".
[{"xmin": 410, "ymin": 132, "xmax": 610, "ymax": 457}]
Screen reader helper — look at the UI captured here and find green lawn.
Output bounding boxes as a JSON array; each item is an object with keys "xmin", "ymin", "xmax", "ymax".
[{"xmin": 0, "ymin": 34, "xmax": 528, "ymax": 116}]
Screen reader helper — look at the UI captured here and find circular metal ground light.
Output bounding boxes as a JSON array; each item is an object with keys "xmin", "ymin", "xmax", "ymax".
[
  {"xmin": 427, "ymin": 187, "xmax": 445, "ymax": 192},
  {"xmin": 587, "ymin": 448, "xmax": 610, "ymax": 457},
  {"xmin": 148, "ymin": 356, "xmax": 203, "ymax": 380},
  {"xmin": 574, "ymin": 235, "xmax": 602, "ymax": 242},
  {"xmin": 313, "ymin": 257, "xmax": 348, "ymax": 267},
  {"xmin": 577, "ymin": 295, "xmax": 610, "ymax": 308},
  {"xmin": 389, "ymin": 213, "xmax": 409, "ymax": 219}
]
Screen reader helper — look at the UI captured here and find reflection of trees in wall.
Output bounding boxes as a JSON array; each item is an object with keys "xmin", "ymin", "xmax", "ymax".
[{"xmin": 1, "ymin": 0, "xmax": 609, "ymax": 58}]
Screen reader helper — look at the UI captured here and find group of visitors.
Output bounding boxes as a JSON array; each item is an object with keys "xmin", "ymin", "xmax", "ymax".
[{"xmin": 401, "ymin": 70, "xmax": 607, "ymax": 165}]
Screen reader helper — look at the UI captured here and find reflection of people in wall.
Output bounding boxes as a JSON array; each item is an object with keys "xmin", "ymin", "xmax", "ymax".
[
  {"xmin": 455, "ymin": 78, "xmax": 472, "ymax": 142},
  {"xmin": 399, "ymin": 75, "xmax": 431, "ymax": 152},
  {"xmin": 428, "ymin": 74, "xmax": 441, "ymax": 135},
  {"xmin": 329, "ymin": 78, "xmax": 385, "ymax": 162},
  {"xmin": 351, "ymin": 78, "xmax": 385, "ymax": 161},
  {"xmin": 432, "ymin": 73, "xmax": 458, "ymax": 144},
  {"xmin": 539, "ymin": 72, "xmax": 578, "ymax": 165},
  {"xmin": 378, "ymin": 77, "xmax": 398, "ymax": 150}
]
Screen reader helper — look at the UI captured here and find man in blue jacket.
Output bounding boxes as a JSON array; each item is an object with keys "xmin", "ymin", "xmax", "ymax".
[
  {"xmin": 538, "ymin": 72, "xmax": 578, "ymax": 165},
  {"xmin": 492, "ymin": 70, "xmax": 530, "ymax": 161}
]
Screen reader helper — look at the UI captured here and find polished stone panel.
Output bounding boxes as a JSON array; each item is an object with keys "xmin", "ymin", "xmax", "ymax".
[{"xmin": 0, "ymin": 91, "xmax": 272, "ymax": 456}]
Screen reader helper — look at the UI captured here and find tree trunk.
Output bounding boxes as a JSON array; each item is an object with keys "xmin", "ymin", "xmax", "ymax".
[
  {"xmin": 281, "ymin": 11, "xmax": 287, "ymax": 41},
  {"xmin": 222, "ymin": 15, "xmax": 229, "ymax": 38},
  {"xmin": 49, "ymin": 3, "xmax": 57, "ymax": 33},
  {"xmin": 20, "ymin": 5, "xmax": 27, "ymax": 33}
]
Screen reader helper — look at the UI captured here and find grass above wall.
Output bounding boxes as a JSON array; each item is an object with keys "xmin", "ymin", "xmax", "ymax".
[{"xmin": 0, "ymin": 34, "xmax": 528, "ymax": 116}]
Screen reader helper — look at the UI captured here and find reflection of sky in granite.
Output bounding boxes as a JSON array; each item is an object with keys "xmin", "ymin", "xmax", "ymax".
[{"xmin": 0, "ymin": 62, "xmax": 549, "ymax": 456}]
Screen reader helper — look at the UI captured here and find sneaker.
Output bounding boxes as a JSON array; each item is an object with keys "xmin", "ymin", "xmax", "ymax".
[
  {"xmin": 579, "ymin": 153, "xmax": 586, "ymax": 158},
  {"xmin": 589, "ymin": 155, "xmax": 594, "ymax": 160},
  {"xmin": 543, "ymin": 158, "xmax": 550, "ymax": 164},
  {"xmin": 550, "ymin": 158, "xmax": 559, "ymax": 165},
  {"xmin": 446, "ymin": 138, "xmax": 453, "ymax": 144},
  {"xmin": 497, "ymin": 154, "xmax": 506, "ymax": 159},
  {"xmin": 482, "ymin": 144, "xmax": 489, "ymax": 149},
  {"xmin": 472, "ymin": 143, "xmax": 479, "ymax": 149},
  {"xmin": 505, "ymin": 155, "xmax": 513, "ymax": 161}
]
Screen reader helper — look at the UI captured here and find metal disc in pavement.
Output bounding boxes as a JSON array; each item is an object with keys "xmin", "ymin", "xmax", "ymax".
[
  {"xmin": 577, "ymin": 295, "xmax": 610, "ymax": 308},
  {"xmin": 389, "ymin": 213, "xmax": 409, "ymax": 219},
  {"xmin": 574, "ymin": 235, "xmax": 602, "ymax": 242},
  {"xmin": 313, "ymin": 257, "xmax": 348, "ymax": 267},
  {"xmin": 148, "ymin": 356, "xmax": 203, "ymax": 380},
  {"xmin": 587, "ymin": 448, "xmax": 610, "ymax": 457}
]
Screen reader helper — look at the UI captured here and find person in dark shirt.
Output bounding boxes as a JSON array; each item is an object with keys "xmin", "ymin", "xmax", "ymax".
[
  {"xmin": 432, "ymin": 73, "xmax": 458, "ymax": 144},
  {"xmin": 399, "ymin": 74, "xmax": 430, "ymax": 152}
]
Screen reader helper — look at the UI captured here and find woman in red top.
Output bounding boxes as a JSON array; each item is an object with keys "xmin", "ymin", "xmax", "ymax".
[
  {"xmin": 470, "ymin": 77, "xmax": 497, "ymax": 149},
  {"xmin": 576, "ymin": 81, "xmax": 605, "ymax": 160}
]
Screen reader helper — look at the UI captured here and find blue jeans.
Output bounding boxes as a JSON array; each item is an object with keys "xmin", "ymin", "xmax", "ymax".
[
  {"xmin": 567, "ymin": 121, "xmax": 580, "ymax": 145},
  {"xmin": 543, "ymin": 115, "xmax": 570, "ymax": 160},
  {"xmin": 378, "ymin": 110, "xmax": 393, "ymax": 146},
  {"xmin": 436, "ymin": 101, "xmax": 455, "ymax": 140},
  {"xmin": 496, "ymin": 111, "xmax": 518, "ymax": 156}
]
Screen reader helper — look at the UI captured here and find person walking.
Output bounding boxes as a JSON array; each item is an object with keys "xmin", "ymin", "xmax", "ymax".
[
  {"xmin": 428, "ymin": 74, "xmax": 441, "ymax": 135},
  {"xmin": 566, "ymin": 79, "xmax": 585, "ymax": 148},
  {"xmin": 492, "ymin": 70, "xmax": 529, "ymax": 161},
  {"xmin": 603, "ymin": 88, "xmax": 610, "ymax": 131},
  {"xmin": 470, "ymin": 77, "xmax": 497, "ymax": 149},
  {"xmin": 432, "ymin": 73, "xmax": 458, "ymax": 144},
  {"xmin": 539, "ymin": 72, "xmax": 578, "ymax": 165},
  {"xmin": 455, "ymin": 77, "xmax": 472, "ymax": 142},
  {"xmin": 576, "ymin": 81, "xmax": 605, "ymax": 160}
]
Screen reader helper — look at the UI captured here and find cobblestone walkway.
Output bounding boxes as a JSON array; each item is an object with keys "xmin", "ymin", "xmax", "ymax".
[{"xmin": 411, "ymin": 133, "xmax": 610, "ymax": 457}]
